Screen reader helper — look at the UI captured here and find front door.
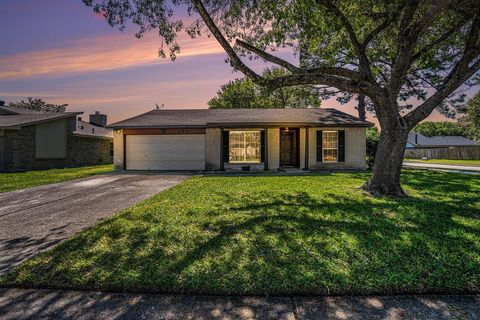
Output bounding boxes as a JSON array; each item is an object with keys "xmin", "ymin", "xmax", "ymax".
[{"xmin": 280, "ymin": 128, "xmax": 299, "ymax": 167}]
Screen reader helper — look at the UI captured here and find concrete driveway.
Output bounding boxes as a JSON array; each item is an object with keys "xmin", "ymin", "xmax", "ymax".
[{"xmin": 0, "ymin": 173, "xmax": 188, "ymax": 275}]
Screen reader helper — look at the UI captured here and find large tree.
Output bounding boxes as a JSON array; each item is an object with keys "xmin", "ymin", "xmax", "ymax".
[
  {"xmin": 84, "ymin": 0, "xmax": 480, "ymax": 195},
  {"xmin": 8, "ymin": 97, "xmax": 67, "ymax": 113},
  {"xmin": 209, "ymin": 67, "xmax": 322, "ymax": 109}
]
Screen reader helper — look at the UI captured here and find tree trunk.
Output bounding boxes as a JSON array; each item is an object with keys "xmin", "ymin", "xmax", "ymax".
[
  {"xmin": 357, "ymin": 94, "xmax": 366, "ymax": 121},
  {"xmin": 363, "ymin": 124, "xmax": 409, "ymax": 196}
]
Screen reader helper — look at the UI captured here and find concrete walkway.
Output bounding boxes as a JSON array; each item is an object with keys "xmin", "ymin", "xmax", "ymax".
[
  {"xmin": 403, "ymin": 161, "xmax": 480, "ymax": 173},
  {"xmin": 0, "ymin": 173, "xmax": 188, "ymax": 275},
  {"xmin": 0, "ymin": 288, "xmax": 478, "ymax": 319}
]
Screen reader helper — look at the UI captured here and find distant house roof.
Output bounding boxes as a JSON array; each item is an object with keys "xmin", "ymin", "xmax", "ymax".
[
  {"xmin": 407, "ymin": 132, "xmax": 477, "ymax": 148},
  {"xmin": 108, "ymin": 108, "xmax": 374, "ymax": 129},
  {"xmin": 0, "ymin": 106, "xmax": 113, "ymax": 139},
  {"xmin": 0, "ymin": 105, "xmax": 81, "ymax": 129},
  {"xmin": 0, "ymin": 105, "xmax": 46, "ymax": 115},
  {"xmin": 75, "ymin": 119, "xmax": 113, "ymax": 138}
]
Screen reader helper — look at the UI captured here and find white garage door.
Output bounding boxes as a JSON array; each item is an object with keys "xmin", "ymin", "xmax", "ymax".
[{"xmin": 126, "ymin": 135, "xmax": 205, "ymax": 170}]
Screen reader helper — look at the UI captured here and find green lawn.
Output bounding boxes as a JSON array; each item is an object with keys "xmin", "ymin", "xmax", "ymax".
[
  {"xmin": 1, "ymin": 171, "xmax": 479, "ymax": 295},
  {"xmin": 405, "ymin": 159, "xmax": 480, "ymax": 167},
  {"xmin": 0, "ymin": 164, "xmax": 113, "ymax": 193}
]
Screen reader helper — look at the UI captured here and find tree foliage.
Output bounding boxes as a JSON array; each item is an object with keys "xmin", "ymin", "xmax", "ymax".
[
  {"xmin": 366, "ymin": 127, "xmax": 380, "ymax": 169},
  {"xmin": 8, "ymin": 98, "xmax": 67, "ymax": 113},
  {"xmin": 414, "ymin": 121, "xmax": 470, "ymax": 138},
  {"xmin": 208, "ymin": 68, "xmax": 321, "ymax": 109},
  {"xmin": 461, "ymin": 93, "xmax": 480, "ymax": 141}
]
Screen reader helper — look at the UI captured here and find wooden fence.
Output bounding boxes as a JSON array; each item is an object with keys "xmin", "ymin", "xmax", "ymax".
[{"xmin": 405, "ymin": 146, "xmax": 480, "ymax": 160}]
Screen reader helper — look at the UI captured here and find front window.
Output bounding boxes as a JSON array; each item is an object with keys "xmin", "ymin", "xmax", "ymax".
[
  {"xmin": 229, "ymin": 131, "xmax": 261, "ymax": 163},
  {"xmin": 323, "ymin": 131, "xmax": 338, "ymax": 162}
]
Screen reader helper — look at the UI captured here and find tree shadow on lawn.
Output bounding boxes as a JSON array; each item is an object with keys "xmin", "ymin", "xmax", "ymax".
[{"xmin": 2, "ymin": 173, "xmax": 479, "ymax": 295}]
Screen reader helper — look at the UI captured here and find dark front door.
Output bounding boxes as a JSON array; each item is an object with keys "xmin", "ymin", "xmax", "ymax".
[{"xmin": 280, "ymin": 128, "xmax": 299, "ymax": 167}]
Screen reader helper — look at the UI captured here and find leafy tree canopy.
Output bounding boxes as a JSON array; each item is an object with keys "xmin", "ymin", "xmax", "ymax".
[
  {"xmin": 8, "ymin": 98, "xmax": 67, "ymax": 113},
  {"xmin": 414, "ymin": 121, "xmax": 470, "ymax": 138},
  {"xmin": 208, "ymin": 67, "xmax": 321, "ymax": 109},
  {"xmin": 461, "ymin": 93, "xmax": 480, "ymax": 141}
]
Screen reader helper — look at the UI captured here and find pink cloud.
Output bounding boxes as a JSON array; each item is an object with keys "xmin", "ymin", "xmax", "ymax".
[{"xmin": 0, "ymin": 32, "xmax": 223, "ymax": 79}]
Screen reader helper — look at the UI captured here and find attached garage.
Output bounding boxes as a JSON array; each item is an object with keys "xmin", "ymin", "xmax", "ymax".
[{"xmin": 125, "ymin": 134, "xmax": 205, "ymax": 170}]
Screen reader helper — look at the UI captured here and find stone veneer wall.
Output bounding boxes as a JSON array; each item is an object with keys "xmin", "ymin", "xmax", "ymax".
[{"xmin": 2, "ymin": 117, "xmax": 112, "ymax": 172}]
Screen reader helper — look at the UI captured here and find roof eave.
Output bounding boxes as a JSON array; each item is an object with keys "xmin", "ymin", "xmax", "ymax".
[
  {"xmin": 9, "ymin": 113, "xmax": 82, "ymax": 128},
  {"xmin": 206, "ymin": 122, "xmax": 374, "ymax": 128},
  {"xmin": 107, "ymin": 124, "xmax": 208, "ymax": 129}
]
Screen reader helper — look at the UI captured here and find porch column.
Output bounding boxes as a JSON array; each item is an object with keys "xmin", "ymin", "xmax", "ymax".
[
  {"xmin": 304, "ymin": 127, "xmax": 309, "ymax": 170},
  {"xmin": 264, "ymin": 128, "xmax": 269, "ymax": 171},
  {"xmin": 220, "ymin": 127, "xmax": 225, "ymax": 171}
]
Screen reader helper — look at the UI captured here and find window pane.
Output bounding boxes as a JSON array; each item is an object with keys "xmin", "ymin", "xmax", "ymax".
[
  {"xmin": 322, "ymin": 131, "xmax": 338, "ymax": 162},
  {"xmin": 229, "ymin": 131, "xmax": 261, "ymax": 163}
]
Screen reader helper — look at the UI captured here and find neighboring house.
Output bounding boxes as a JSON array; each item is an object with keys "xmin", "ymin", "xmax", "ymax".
[
  {"xmin": 405, "ymin": 131, "xmax": 479, "ymax": 160},
  {"xmin": 109, "ymin": 108, "xmax": 373, "ymax": 171},
  {"xmin": 0, "ymin": 105, "xmax": 113, "ymax": 172},
  {"xmin": 407, "ymin": 132, "xmax": 477, "ymax": 149}
]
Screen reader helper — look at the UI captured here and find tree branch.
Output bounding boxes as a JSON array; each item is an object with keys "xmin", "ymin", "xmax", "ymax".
[
  {"xmin": 411, "ymin": 22, "xmax": 465, "ymax": 62},
  {"xmin": 389, "ymin": 0, "xmax": 450, "ymax": 96},
  {"xmin": 190, "ymin": 0, "xmax": 266, "ymax": 85},
  {"xmin": 235, "ymin": 39, "xmax": 301, "ymax": 73},
  {"xmin": 263, "ymin": 73, "xmax": 380, "ymax": 100},
  {"xmin": 404, "ymin": 58, "xmax": 480, "ymax": 128},
  {"xmin": 316, "ymin": 0, "xmax": 373, "ymax": 79},
  {"xmin": 404, "ymin": 11, "xmax": 480, "ymax": 128},
  {"xmin": 362, "ymin": 11, "xmax": 400, "ymax": 49},
  {"xmin": 235, "ymin": 38, "xmax": 364, "ymax": 83}
]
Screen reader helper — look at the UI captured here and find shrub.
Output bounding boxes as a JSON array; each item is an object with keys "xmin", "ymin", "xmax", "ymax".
[{"xmin": 366, "ymin": 127, "xmax": 380, "ymax": 170}]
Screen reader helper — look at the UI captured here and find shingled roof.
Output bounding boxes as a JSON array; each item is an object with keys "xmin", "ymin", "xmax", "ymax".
[
  {"xmin": 108, "ymin": 108, "xmax": 374, "ymax": 128},
  {"xmin": 0, "ymin": 105, "xmax": 81, "ymax": 129},
  {"xmin": 408, "ymin": 132, "xmax": 477, "ymax": 147}
]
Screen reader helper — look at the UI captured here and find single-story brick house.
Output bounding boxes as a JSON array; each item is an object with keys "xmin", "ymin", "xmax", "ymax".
[
  {"xmin": 0, "ymin": 105, "xmax": 113, "ymax": 172},
  {"xmin": 109, "ymin": 108, "xmax": 373, "ymax": 171}
]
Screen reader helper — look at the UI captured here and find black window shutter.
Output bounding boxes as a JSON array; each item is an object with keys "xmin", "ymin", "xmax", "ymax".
[
  {"xmin": 338, "ymin": 130, "xmax": 345, "ymax": 162},
  {"xmin": 260, "ymin": 131, "xmax": 266, "ymax": 162},
  {"xmin": 223, "ymin": 131, "xmax": 230, "ymax": 163},
  {"xmin": 316, "ymin": 131, "xmax": 323, "ymax": 162}
]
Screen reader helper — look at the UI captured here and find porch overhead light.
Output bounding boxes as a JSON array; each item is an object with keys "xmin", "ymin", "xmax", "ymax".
[{"xmin": 285, "ymin": 127, "xmax": 289, "ymax": 132}]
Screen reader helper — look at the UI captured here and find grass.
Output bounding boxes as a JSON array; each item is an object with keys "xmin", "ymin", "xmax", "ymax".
[
  {"xmin": 405, "ymin": 158, "xmax": 480, "ymax": 167},
  {"xmin": 0, "ymin": 164, "xmax": 113, "ymax": 193},
  {"xmin": 1, "ymin": 171, "xmax": 479, "ymax": 295}
]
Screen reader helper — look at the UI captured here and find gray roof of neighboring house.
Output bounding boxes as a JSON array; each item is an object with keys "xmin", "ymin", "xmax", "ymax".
[
  {"xmin": 0, "ymin": 105, "xmax": 45, "ymax": 115},
  {"xmin": 108, "ymin": 108, "xmax": 374, "ymax": 129},
  {"xmin": 0, "ymin": 107, "xmax": 112, "ymax": 140},
  {"xmin": 0, "ymin": 111, "xmax": 81, "ymax": 129},
  {"xmin": 408, "ymin": 132, "xmax": 477, "ymax": 147},
  {"xmin": 75, "ymin": 119, "xmax": 113, "ymax": 138}
]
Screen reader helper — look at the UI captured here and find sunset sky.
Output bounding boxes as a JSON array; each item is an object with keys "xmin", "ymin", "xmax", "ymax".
[{"xmin": 0, "ymin": 0, "xmax": 463, "ymax": 124}]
